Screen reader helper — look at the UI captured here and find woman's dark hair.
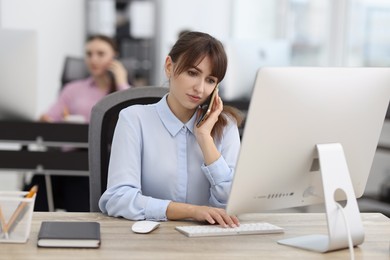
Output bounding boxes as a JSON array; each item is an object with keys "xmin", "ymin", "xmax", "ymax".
[
  {"xmin": 86, "ymin": 34, "xmax": 118, "ymax": 94},
  {"xmin": 87, "ymin": 34, "xmax": 119, "ymax": 53},
  {"xmin": 169, "ymin": 31, "xmax": 227, "ymax": 84},
  {"xmin": 168, "ymin": 31, "xmax": 243, "ymax": 140}
]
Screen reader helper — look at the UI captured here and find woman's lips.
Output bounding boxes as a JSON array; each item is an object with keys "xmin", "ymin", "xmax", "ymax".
[{"xmin": 188, "ymin": 94, "xmax": 201, "ymax": 103}]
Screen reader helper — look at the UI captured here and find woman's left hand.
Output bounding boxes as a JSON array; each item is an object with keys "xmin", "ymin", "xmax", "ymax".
[{"xmin": 109, "ymin": 60, "xmax": 128, "ymax": 88}]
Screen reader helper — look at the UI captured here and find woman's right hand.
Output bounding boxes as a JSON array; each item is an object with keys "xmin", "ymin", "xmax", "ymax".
[
  {"xmin": 191, "ymin": 205, "xmax": 240, "ymax": 228},
  {"xmin": 166, "ymin": 202, "xmax": 240, "ymax": 228}
]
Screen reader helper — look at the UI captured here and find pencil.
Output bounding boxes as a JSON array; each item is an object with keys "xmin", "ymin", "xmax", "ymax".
[
  {"xmin": 3, "ymin": 185, "xmax": 38, "ymax": 234},
  {"xmin": 0, "ymin": 206, "xmax": 8, "ymax": 239},
  {"xmin": 0, "ymin": 206, "xmax": 6, "ymax": 232},
  {"xmin": 25, "ymin": 185, "xmax": 38, "ymax": 199}
]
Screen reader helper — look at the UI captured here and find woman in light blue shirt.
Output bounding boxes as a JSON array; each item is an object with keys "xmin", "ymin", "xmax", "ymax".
[{"xmin": 99, "ymin": 31, "xmax": 243, "ymax": 227}]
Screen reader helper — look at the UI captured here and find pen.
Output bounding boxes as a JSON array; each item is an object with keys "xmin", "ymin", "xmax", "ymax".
[{"xmin": 3, "ymin": 185, "xmax": 38, "ymax": 235}]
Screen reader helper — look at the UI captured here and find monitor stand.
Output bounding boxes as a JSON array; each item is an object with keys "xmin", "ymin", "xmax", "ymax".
[{"xmin": 277, "ymin": 143, "xmax": 365, "ymax": 253}]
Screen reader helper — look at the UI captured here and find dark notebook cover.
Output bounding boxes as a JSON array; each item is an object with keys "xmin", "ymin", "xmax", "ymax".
[{"xmin": 37, "ymin": 221, "xmax": 101, "ymax": 248}]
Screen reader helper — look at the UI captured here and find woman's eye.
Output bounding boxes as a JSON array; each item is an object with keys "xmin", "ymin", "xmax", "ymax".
[
  {"xmin": 207, "ymin": 78, "xmax": 216, "ymax": 84},
  {"xmin": 188, "ymin": 70, "xmax": 197, "ymax": 76}
]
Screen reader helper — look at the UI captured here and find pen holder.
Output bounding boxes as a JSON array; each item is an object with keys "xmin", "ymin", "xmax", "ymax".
[{"xmin": 0, "ymin": 191, "xmax": 36, "ymax": 243}]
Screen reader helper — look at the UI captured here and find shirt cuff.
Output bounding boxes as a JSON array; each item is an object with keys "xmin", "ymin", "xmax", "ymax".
[
  {"xmin": 144, "ymin": 197, "xmax": 171, "ymax": 221},
  {"xmin": 201, "ymin": 156, "xmax": 232, "ymax": 186}
]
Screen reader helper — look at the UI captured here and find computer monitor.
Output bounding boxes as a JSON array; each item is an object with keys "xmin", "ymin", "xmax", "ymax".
[
  {"xmin": 226, "ymin": 67, "xmax": 390, "ymax": 252},
  {"xmin": 0, "ymin": 29, "xmax": 38, "ymax": 120},
  {"xmin": 219, "ymin": 39, "xmax": 290, "ymax": 101}
]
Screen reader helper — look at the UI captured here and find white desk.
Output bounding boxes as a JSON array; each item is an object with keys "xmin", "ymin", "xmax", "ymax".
[{"xmin": 0, "ymin": 212, "xmax": 389, "ymax": 259}]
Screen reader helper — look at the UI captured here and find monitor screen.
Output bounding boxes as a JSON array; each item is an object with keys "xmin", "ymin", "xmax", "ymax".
[
  {"xmin": 226, "ymin": 67, "xmax": 390, "ymax": 216},
  {"xmin": 0, "ymin": 29, "xmax": 38, "ymax": 120}
]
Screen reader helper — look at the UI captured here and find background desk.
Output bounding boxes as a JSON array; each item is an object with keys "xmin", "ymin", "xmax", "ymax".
[
  {"xmin": 1, "ymin": 212, "xmax": 388, "ymax": 259},
  {"xmin": 0, "ymin": 121, "xmax": 89, "ymax": 211},
  {"xmin": 0, "ymin": 121, "xmax": 89, "ymax": 172}
]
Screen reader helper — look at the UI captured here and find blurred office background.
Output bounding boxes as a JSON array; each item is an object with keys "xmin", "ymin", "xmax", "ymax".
[{"xmin": 0, "ymin": 0, "xmax": 389, "ymax": 211}]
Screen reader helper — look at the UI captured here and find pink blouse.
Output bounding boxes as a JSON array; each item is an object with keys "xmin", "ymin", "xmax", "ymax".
[{"xmin": 44, "ymin": 77, "xmax": 130, "ymax": 123}]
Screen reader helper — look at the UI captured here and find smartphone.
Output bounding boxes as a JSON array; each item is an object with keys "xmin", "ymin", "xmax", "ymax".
[
  {"xmin": 107, "ymin": 70, "xmax": 116, "ymax": 93},
  {"xmin": 196, "ymin": 85, "xmax": 219, "ymax": 127},
  {"xmin": 108, "ymin": 70, "xmax": 116, "ymax": 85}
]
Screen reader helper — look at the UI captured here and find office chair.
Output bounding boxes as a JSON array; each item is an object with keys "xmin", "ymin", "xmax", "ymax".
[{"xmin": 88, "ymin": 86, "xmax": 169, "ymax": 212}]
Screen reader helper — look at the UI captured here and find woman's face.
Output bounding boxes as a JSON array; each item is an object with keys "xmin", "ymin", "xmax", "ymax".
[
  {"xmin": 85, "ymin": 39, "xmax": 116, "ymax": 77},
  {"xmin": 165, "ymin": 55, "xmax": 218, "ymax": 120}
]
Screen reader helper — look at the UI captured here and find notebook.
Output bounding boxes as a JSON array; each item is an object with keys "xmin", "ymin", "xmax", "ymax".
[{"xmin": 37, "ymin": 221, "xmax": 101, "ymax": 248}]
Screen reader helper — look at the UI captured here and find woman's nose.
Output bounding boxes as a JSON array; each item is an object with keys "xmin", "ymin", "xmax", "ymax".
[
  {"xmin": 194, "ymin": 79, "xmax": 206, "ymax": 93},
  {"xmin": 89, "ymin": 53, "xmax": 102, "ymax": 63}
]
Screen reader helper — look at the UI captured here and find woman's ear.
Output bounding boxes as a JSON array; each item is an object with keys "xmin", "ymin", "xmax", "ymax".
[{"xmin": 165, "ymin": 56, "xmax": 173, "ymax": 78}]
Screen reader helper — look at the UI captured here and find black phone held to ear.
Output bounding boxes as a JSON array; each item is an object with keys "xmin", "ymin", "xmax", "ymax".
[{"xmin": 108, "ymin": 70, "xmax": 116, "ymax": 84}]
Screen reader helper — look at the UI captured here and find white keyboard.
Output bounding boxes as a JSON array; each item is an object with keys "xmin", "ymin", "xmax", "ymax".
[{"xmin": 175, "ymin": 222, "xmax": 284, "ymax": 237}]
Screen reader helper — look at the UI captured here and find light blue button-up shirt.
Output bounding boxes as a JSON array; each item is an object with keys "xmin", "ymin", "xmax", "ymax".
[{"xmin": 99, "ymin": 94, "xmax": 241, "ymax": 221}]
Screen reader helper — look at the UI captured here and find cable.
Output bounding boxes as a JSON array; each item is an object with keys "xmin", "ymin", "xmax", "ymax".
[
  {"xmin": 304, "ymin": 187, "xmax": 355, "ymax": 259},
  {"xmin": 335, "ymin": 202, "xmax": 354, "ymax": 260}
]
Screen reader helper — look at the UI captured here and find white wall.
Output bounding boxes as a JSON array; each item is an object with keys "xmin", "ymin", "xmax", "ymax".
[
  {"xmin": 231, "ymin": 0, "xmax": 278, "ymax": 40},
  {"xmin": 0, "ymin": 0, "xmax": 86, "ymax": 118},
  {"xmin": 154, "ymin": 0, "xmax": 233, "ymax": 86}
]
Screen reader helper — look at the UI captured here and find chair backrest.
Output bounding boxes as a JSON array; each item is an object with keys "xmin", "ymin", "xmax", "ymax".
[
  {"xmin": 61, "ymin": 56, "xmax": 89, "ymax": 87},
  {"xmin": 88, "ymin": 86, "xmax": 169, "ymax": 212}
]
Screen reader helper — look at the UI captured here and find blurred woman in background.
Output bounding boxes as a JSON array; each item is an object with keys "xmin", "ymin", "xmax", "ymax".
[{"xmin": 26, "ymin": 34, "xmax": 132, "ymax": 212}]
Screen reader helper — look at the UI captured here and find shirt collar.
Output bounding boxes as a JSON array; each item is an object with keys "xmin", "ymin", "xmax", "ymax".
[{"xmin": 156, "ymin": 94, "xmax": 197, "ymax": 136}]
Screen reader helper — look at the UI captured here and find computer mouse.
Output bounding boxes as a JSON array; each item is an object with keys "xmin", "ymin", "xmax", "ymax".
[{"xmin": 131, "ymin": 220, "xmax": 160, "ymax": 234}]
